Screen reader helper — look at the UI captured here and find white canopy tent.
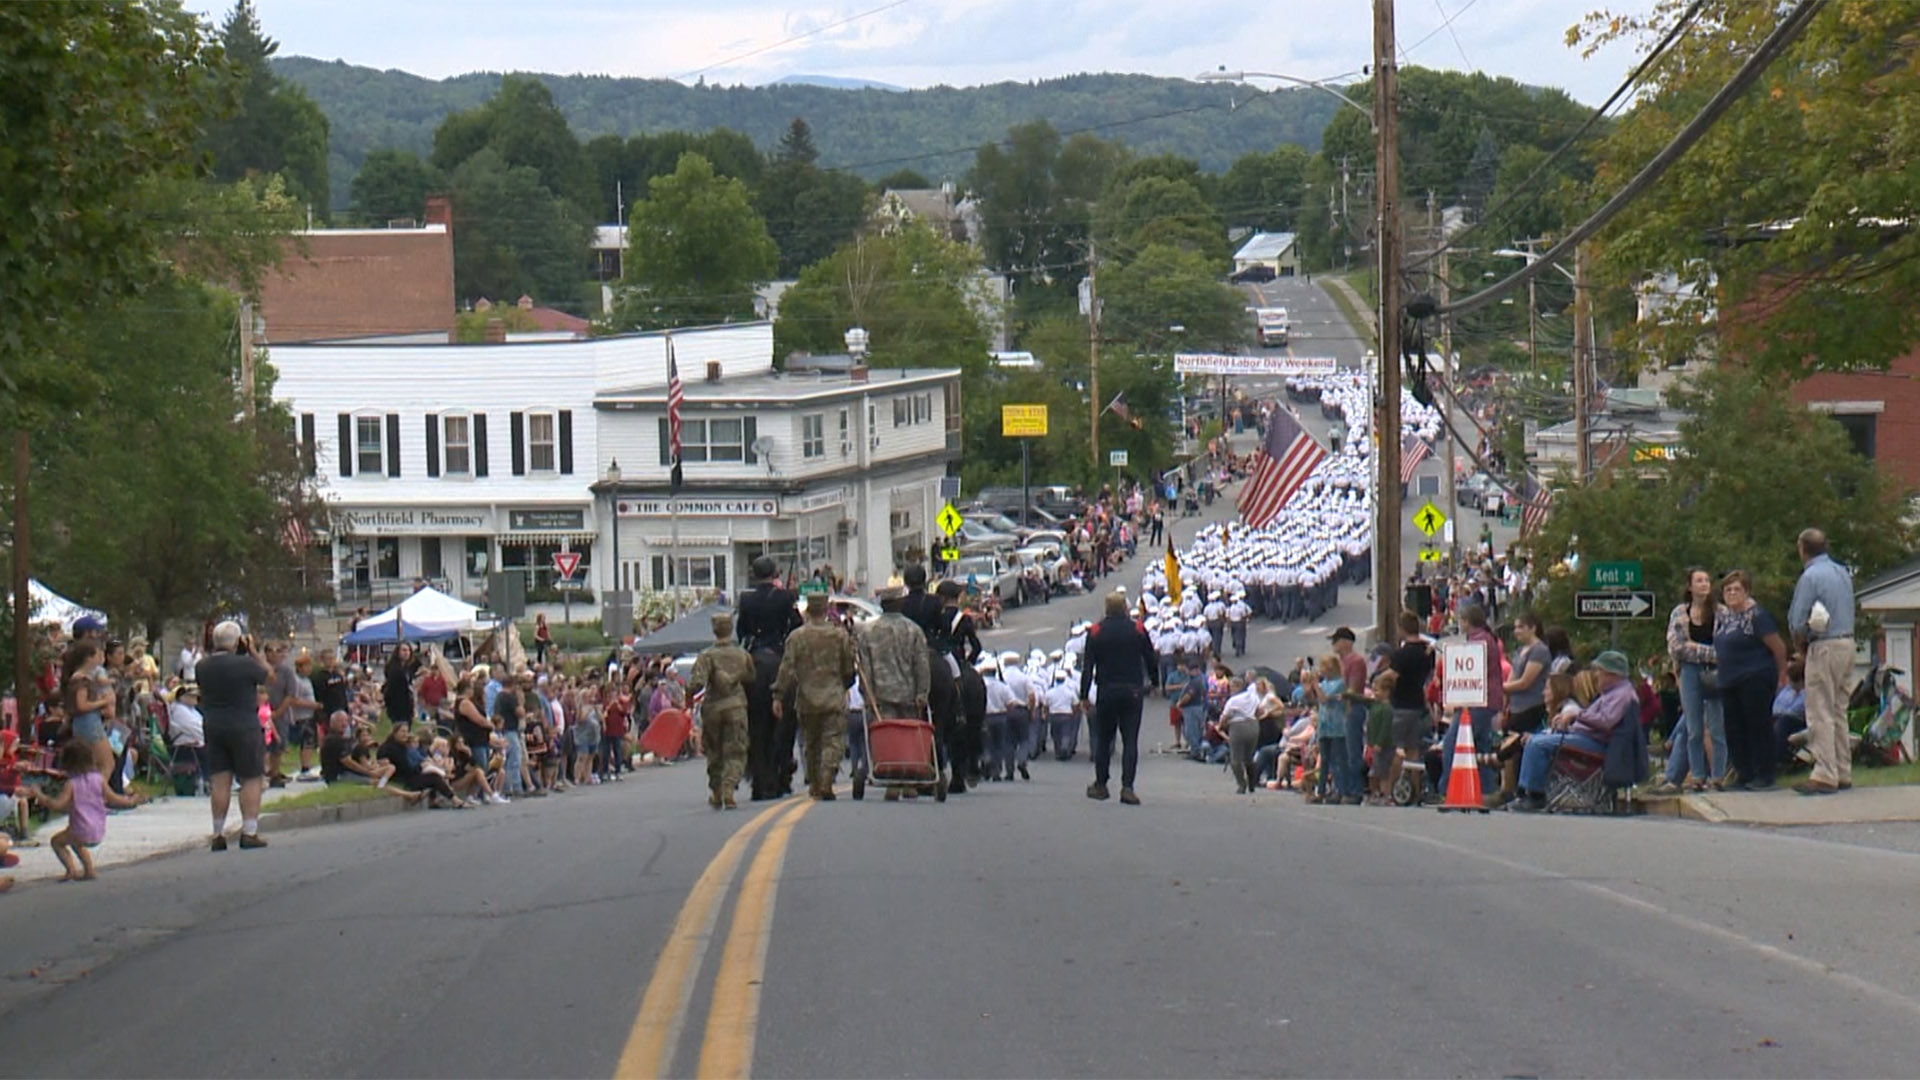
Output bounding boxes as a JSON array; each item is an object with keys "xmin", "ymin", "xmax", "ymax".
[
  {"xmin": 342, "ymin": 586, "xmax": 484, "ymax": 645},
  {"xmin": 20, "ymin": 579, "xmax": 106, "ymax": 633}
]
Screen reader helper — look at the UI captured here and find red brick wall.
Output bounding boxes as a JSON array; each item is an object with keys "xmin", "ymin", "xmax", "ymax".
[
  {"xmin": 259, "ymin": 229, "xmax": 455, "ymax": 343},
  {"xmin": 1792, "ymin": 351, "xmax": 1920, "ymax": 490}
]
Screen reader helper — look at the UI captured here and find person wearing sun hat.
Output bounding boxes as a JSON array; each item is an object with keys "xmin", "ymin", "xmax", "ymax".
[{"xmin": 1511, "ymin": 650, "xmax": 1637, "ymax": 813}]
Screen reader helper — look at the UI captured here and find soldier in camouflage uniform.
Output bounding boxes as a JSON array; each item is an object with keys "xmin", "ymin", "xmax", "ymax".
[
  {"xmin": 774, "ymin": 591, "xmax": 858, "ymax": 800},
  {"xmin": 691, "ymin": 612, "xmax": 757, "ymax": 809},
  {"xmin": 858, "ymin": 586, "xmax": 933, "ymax": 801}
]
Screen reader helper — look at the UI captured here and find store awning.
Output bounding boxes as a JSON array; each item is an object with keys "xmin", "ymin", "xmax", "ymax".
[{"xmin": 499, "ymin": 532, "xmax": 599, "ymax": 545}]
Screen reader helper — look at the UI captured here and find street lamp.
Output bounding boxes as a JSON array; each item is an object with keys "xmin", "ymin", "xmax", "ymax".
[
  {"xmin": 1196, "ymin": 68, "xmax": 1375, "ymax": 131},
  {"xmin": 604, "ymin": 458, "xmax": 622, "ymax": 595}
]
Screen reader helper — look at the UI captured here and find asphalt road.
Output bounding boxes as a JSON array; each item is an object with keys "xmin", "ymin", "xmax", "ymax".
[
  {"xmin": 15, "ymin": 279, "xmax": 1869, "ymax": 1080},
  {"xmin": 9, "ymin": 735, "xmax": 1920, "ymax": 1078}
]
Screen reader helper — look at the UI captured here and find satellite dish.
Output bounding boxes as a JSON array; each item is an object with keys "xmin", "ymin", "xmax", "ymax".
[{"xmin": 750, "ymin": 436, "xmax": 776, "ymax": 456}]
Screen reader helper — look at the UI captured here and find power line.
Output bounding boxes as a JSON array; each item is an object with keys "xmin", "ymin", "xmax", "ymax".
[
  {"xmin": 676, "ymin": 0, "xmax": 916, "ymax": 82},
  {"xmin": 1437, "ymin": 0, "xmax": 1828, "ymax": 318},
  {"xmin": 1406, "ymin": 0, "xmax": 1707, "ymax": 273}
]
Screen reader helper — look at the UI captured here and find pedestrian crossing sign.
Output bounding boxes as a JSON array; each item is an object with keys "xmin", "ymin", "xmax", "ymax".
[
  {"xmin": 1419, "ymin": 547, "xmax": 1443, "ymax": 562},
  {"xmin": 939, "ymin": 547, "xmax": 961, "ymax": 562},
  {"xmin": 936, "ymin": 503, "xmax": 964, "ymax": 535},
  {"xmin": 1414, "ymin": 501, "xmax": 1447, "ymax": 537}
]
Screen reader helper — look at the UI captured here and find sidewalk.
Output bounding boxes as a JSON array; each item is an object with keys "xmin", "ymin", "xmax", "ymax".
[
  {"xmin": 7, "ymin": 782, "xmax": 407, "ymax": 884},
  {"xmin": 1647, "ymin": 784, "xmax": 1920, "ymax": 827},
  {"xmin": 1321, "ymin": 275, "xmax": 1378, "ymax": 340}
]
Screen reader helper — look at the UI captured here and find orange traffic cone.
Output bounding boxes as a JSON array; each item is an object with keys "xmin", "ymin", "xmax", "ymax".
[{"xmin": 1438, "ymin": 710, "xmax": 1488, "ymax": 813}]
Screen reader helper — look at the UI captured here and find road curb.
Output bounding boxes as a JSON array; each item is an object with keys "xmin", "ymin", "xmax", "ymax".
[{"xmin": 261, "ymin": 793, "xmax": 415, "ymax": 833}]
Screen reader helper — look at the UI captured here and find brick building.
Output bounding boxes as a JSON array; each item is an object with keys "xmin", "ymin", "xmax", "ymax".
[
  {"xmin": 257, "ymin": 195, "xmax": 456, "ymax": 344},
  {"xmin": 1793, "ymin": 359, "xmax": 1920, "ymax": 490}
]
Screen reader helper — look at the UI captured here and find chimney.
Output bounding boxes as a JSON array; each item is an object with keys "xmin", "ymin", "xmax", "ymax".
[
  {"xmin": 484, "ymin": 317, "xmax": 506, "ymax": 343},
  {"xmin": 424, "ymin": 193, "xmax": 453, "ymax": 229},
  {"xmin": 705, "ymin": 360, "xmax": 722, "ymax": 382},
  {"xmin": 850, "ymin": 364, "xmax": 869, "ymax": 383}
]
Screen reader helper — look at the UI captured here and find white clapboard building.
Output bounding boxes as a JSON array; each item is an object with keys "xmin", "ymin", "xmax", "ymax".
[{"xmin": 269, "ymin": 322, "xmax": 960, "ymax": 608}]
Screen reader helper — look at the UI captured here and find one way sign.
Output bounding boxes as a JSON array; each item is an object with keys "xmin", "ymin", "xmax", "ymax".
[{"xmin": 1575, "ymin": 591, "xmax": 1657, "ymax": 620}]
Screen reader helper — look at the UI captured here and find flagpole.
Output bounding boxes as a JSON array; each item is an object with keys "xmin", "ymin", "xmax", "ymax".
[{"xmin": 666, "ymin": 330, "xmax": 681, "ymax": 619}]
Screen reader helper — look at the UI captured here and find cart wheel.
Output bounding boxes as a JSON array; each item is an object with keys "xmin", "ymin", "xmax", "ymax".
[
  {"xmin": 935, "ymin": 776, "xmax": 948, "ymax": 803},
  {"xmin": 852, "ymin": 773, "xmax": 865, "ymax": 801}
]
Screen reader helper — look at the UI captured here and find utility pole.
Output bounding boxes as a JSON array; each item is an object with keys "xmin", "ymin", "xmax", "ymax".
[
  {"xmin": 1438, "ymin": 247, "xmax": 1460, "ymax": 563},
  {"xmin": 1087, "ymin": 238, "xmax": 1102, "ymax": 472},
  {"xmin": 1573, "ymin": 243, "xmax": 1593, "ymax": 483},
  {"xmin": 11, "ymin": 431, "xmax": 30, "ymax": 720},
  {"xmin": 1372, "ymin": 0, "xmax": 1403, "ymax": 646},
  {"xmin": 239, "ymin": 298, "xmax": 257, "ymax": 422}
]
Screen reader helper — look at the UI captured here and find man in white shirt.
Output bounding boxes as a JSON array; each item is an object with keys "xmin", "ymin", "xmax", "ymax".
[
  {"xmin": 1202, "ymin": 595, "xmax": 1227, "ymax": 657},
  {"xmin": 1044, "ymin": 670, "xmax": 1080, "ymax": 761},
  {"xmin": 1000, "ymin": 651, "xmax": 1036, "ymax": 778},
  {"xmin": 981, "ymin": 656, "xmax": 1018, "ymax": 782},
  {"xmin": 1226, "ymin": 593, "xmax": 1252, "ymax": 658},
  {"xmin": 1221, "ymin": 676, "xmax": 1262, "ymax": 794}
]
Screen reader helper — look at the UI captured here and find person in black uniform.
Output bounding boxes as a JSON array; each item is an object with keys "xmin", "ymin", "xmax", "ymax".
[
  {"xmin": 936, "ymin": 580, "xmax": 985, "ymax": 792},
  {"xmin": 1079, "ymin": 590, "xmax": 1161, "ymax": 805},
  {"xmin": 897, "ymin": 566, "xmax": 969, "ymax": 795},
  {"xmin": 736, "ymin": 556, "xmax": 801, "ymax": 800}
]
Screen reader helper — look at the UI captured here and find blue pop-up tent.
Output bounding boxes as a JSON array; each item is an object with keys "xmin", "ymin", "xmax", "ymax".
[{"xmin": 342, "ymin": 586, "xmax": 484, "ymax": 645}]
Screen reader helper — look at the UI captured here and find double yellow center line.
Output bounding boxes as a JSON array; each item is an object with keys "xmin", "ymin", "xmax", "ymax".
[{"xmin": 616, "ymin": 797, "xmax": 815, "ymax": 1080}]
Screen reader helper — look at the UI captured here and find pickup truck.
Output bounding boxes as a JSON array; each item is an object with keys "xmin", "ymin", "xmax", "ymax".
[{"xmin": 943, "ymin": 554, "xmax": 1020, "ymax": 607}]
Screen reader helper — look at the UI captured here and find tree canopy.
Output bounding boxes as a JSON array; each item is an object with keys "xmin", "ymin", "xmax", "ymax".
[
  {"xmin": 612, "ymin": 153, "xmax": 778, "ymax": 331},
  {"xmin": 1524, "ymin": 367, "xmax": 1914, "ymax": 659},
  {"xmin": 202, "ymin": 1, "xmax": 332, "ymax": 219},
  {"xmin": 1577, "ymin": 1, "xmax": 1920, "ymax": 376}
]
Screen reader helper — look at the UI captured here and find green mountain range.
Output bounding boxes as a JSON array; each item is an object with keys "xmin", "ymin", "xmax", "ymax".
[{"xmin": 272, "ymin": 57, "xmax": 1343, "ymax": 210}]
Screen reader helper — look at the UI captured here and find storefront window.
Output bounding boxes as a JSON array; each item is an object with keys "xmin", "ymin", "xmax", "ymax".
[
  {"xmin": 465, "ymin": 537, "xmax": 489, "ymax": 576},
  {"xmin": 420, "ymin": 538, "xmax": 444, "ymax": 580},
  {"xmin": 375, "ymin": 538, "xmax": 400, "ymax": 579}
]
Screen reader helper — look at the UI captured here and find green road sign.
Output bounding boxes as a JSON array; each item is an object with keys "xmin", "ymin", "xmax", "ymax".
[{"xmin": 1588, "ymin": 561, "xmax": 1644, "ymax": 589}]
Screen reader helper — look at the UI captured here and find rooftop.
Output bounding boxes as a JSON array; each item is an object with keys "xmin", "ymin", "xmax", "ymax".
[
  {"xmin": 1234, "ymin": 232, "xmax": 1298, "ymax": 261},
  {"xmin": 598, "ymin": 365, "xmax": 959, "ymax": 404}
]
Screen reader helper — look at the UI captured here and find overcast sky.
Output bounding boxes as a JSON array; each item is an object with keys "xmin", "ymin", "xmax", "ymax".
[{"xmin": 198, "ymin": 0, "xmax": 1651, "ymax": 105}]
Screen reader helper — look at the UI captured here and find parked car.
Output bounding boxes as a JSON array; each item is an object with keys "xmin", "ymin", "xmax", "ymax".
[
  {"xmin": 791, "ymin": 594, "xmax": 881, "ymax": 627},
  {"xmin": 944, "ymin": 554, "xmax": 1020, "ymax": 607},
  {"xmin": 1455, "ymin": 472, "xmax": 1492, "ymax": 511},
  {"xmin": 954, "ymin": 520, "xmax": 1018, "ymax": 553},
  {"xmin": 1231, "ymin": 265, "xmax": 1277, "ymax": 284}
]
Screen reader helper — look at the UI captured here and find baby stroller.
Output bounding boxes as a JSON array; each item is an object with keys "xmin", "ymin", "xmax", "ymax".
[{"xmin": 1847, "ymin": 664, "xmax": 1912, "ymax": 766}]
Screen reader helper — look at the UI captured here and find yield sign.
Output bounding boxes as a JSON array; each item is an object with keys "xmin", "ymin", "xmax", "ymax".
[{"xmin": 552, "ymin": 550, "xmax": 583, "ymax": 580}]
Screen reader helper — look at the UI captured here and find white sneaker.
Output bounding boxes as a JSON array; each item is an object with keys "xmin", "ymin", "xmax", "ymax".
[
  {"xmin": 296, "ymin": 770, "xmax": 320, "ymax": 783},
  {"xmin": 491, "ymin": 793, "xmax": 509, "ymax": 805}
]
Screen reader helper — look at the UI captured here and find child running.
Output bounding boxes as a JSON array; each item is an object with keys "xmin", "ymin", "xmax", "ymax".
[{"xmin": 29, "ymin": 740, "xmax": 145, "ymax": 881}]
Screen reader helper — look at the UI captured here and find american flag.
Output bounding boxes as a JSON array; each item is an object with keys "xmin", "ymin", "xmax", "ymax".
[
  {"xmin": 1400, "ymin": 437, "xmax": 1431, "ymax": 485},
  {"xmin": 1520, "ymin": 475, "xmax": 1553, "ymax": 537},
  {"xmin": 1237, "ymin": 405, "xmax": 1326, "ymax": 529},
  {"xmin": 667, "ymin": 338, "xmax": 685, "ymax": 494},
  {"xmin": 281, "ymin": 516, "xmax": 309, "ymax": 554}
]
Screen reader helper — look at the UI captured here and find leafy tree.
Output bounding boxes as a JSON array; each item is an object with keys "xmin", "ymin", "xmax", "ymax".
[
  {"xmin": 0, "ymin": 1, "xmax": 227, "ymax": 425},
  {"xmin": 432, "ymin": 74, "xmax": 593, "ymax": 217},
  {"xmin": 873, "ymin": 168, "xmax": 932, "ymax": 192},
  {"xmin": 449, "ymin": 148, "xmax": 589, "ymax": 306},
  {"xmin": 586, "ymin": 129, "xmax": 763, "ymax": 224},
  {"xmin": 970, "ymin": 120, "xmax": 1069, "ymax": 284},
  {"xmin": 1461, "ymin": 125, "xmax": 1501, "ymax": 210},
  {"xmin": 774, "ymin": 223, "xmax": 991, "ymax": 375},
  {"xmin": 1524, "ymin": 367, "xmax": 1915, "ymax": 658},
  {"xmin": 23, "ymin": 279, "xmax": 326, "ymax": 642},
  {"xmin": 613, "ymin": 153, "xmax": 777, "ymax": 330},
  {"xmin": 776, "ymin": 117, "xmax": 819, "ymax": 167},
  {"xmin": 1576, "ymin": 1, "xmax": 1920, "ymax": 376},
  {"xmin": 349, "ymin": 149, "xmax": 441, "ymax": 223},
  {"xmin": 1219, "ymin": 145, "xmax": 1311, "ymax": 233},
  {"xmin": 1100, "ymin": 243, "xmax": 1246, "ymax": 352},
  {"xmin": 755, "ymin": 117, "xmax": 869, "ymax": 277},
  {"xmin": 202, "ymin": 2, "xmax": 331, "ymax": 216},
  {"xmin": 1096, "ymin": 176, "xmax": 1226, "ymax": 264}
]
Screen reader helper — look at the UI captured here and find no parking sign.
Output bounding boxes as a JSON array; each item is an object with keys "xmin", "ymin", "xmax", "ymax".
[{"xmin": 1442, "ymin": 640, "xmax": 1489, "ymax": 709}]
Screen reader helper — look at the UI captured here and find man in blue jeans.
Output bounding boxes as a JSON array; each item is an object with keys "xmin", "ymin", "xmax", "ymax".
[{"xmin": 1512, "ymin": 651, "xmax": 1636, "ymax": 812}]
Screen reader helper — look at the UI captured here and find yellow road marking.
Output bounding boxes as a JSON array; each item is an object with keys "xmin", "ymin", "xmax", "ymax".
[
  {"xmin": 694, "ymin": 797, "xmax": 816, "ymax": 1080},
  {"xmin": 614, "ymin": 798, "xmax": 796, "ymax": 1080}
]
